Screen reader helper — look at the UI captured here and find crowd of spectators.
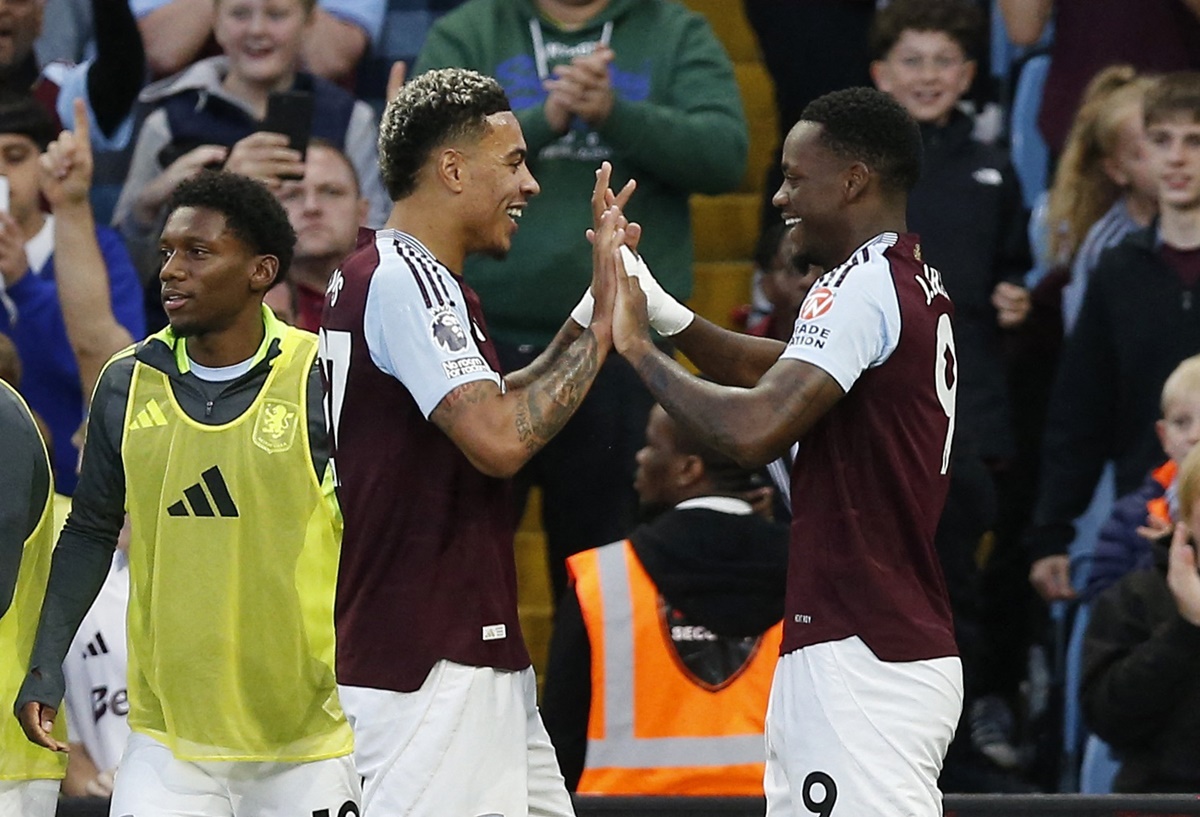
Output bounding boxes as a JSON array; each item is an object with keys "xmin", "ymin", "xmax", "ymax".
[{"xmin": 5, "ymin": 0, "xmax": 1200, "ymax": 804}]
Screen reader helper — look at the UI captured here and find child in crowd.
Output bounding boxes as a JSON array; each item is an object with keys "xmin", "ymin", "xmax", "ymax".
[
  {"xmin": 1079, "ymin": 355, "xmax": 1200, "ymax": 603},
  {"xmin": 1045, "ymin": 66, "xmax": 1159, "ymax": 332},
  {"xmin": 112, "ymin": 0, "xmax": 388, "ymax": 318}
]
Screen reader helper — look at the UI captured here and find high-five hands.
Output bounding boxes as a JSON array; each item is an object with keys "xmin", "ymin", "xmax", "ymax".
[{"xmin": 573, "ymin": 162, "xmax": 695, "ymax": 339}]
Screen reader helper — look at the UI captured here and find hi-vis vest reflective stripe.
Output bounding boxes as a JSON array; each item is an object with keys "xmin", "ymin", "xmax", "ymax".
[{"xmin": 568, "ymin": 540, "xmax": 782, "ymax": 795}]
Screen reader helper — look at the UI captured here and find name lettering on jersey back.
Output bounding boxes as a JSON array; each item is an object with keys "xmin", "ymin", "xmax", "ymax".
[
  {"xmin": 326, "ymin": 268, "xmax": 345, "ymax": 307},
  {"xmin": 793, "ymin": 614, "xmax": 812, "ymax": 624},
  {"xmin": 915, "ymin": 263, "xmax": 949, "ymax": 306},
  {"xmin": 671, "ymin": 624, "xmax": 719, "ymax": 643}
]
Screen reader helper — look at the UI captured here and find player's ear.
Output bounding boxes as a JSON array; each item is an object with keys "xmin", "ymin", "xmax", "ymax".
[
  {"xmin": 250, "ymin": 255, "xmax": 279, "ymax": 292},
  {"xmin": 438, "ymin": 148, "xmax": 467, "ymax": 193},
  {"xmin": 844, "ymin": 161, "xmax": 870, "ymax": 202}
]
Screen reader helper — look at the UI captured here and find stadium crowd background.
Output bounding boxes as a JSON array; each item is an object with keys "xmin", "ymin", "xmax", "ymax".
[{"xmin": 5, "ymin": 0, "xmax": 1200, "ymax": 807}]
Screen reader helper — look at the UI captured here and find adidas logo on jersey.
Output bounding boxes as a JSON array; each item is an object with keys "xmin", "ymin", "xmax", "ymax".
[
  {"xmin": 128, "ymin": 399, "xmax": 168, "ymax": 430},
  {"xmin": 167, "ymin": 466, "xmax": 240, "ymax": 518},
  {"xmin": 81, "ymin": 631, "xmax": 110, "ymax": 659}
]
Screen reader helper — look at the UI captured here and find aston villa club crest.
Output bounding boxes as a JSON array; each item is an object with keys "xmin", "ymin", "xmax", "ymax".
[{"xmin": 252, "ymin": 400, "xmax": 299, "ymax": 454}]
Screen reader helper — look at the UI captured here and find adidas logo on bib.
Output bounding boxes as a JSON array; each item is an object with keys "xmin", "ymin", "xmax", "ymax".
[{"xmin": 167, "ymin": 466, "xmax": 239, "ymax": 518}]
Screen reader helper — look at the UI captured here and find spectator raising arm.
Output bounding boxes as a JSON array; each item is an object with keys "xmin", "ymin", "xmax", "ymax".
[{"xmin": 41, "ymin": 100, "xmax": 135, "ymax": 401}]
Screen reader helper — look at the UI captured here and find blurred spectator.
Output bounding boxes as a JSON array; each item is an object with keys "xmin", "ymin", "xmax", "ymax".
[
  {"xmin": 1081, "ymin": 355, "xmax": 1200, "ymax": 604},
  {"xmin": 413, "ymin": 0, "xmax": 748, "ymax": 604},
  {"xmin": 35, "ymin": 0, "xmax": 91, "ymax": 65},
  {"xmin": 274, "ymin": 140, "xmax": 366, "ymax": 331},
  {"xmin": 542, "ymin": 404, "xmax": 788, "ymax": 793},
  {"xmin": 0, "ymin": 94, "xmax": 143, "ymax": 495},
  {"xmin": 1047, "ymin": 67, "xmax": 1159, "ymax": 333},
  {"xmin": 61, "ymin": 517, "xmax": 130, "ymax": 800},
  {"xmin": 355, "ymin": 0, "xmax": 466, "ymax": 111},
  {"xmin": 113, "ymin": 0, "xmax": 388, "ymax": 327},
  {"xmin": 872, "ymin": 0, "xmax": 1031, "ymax": 468},
  {"xmin": 736, "ymin": 221, "xmax": 822, "ymax": 344},
  {"xmin": 998, "ymin": 0, "xmax": 1200, "ymax": 157},
  {"xmin": 1027, "ymin": 72, "xmax": 1200, "ymax": 603},
  {"xmin": 0, "ymin": 376, "xmax": 64, "ymax": 815},
  {"xmin": 132, "ymin": 0, "xmax": 384, "ymax": 86},
  {"xmin": 1, "ymin": 0, "xmax": 143, "ymax": 151},
  {"xmin": 1080, "ymin": 440, "xmax": 1200, "ymax": 792}
]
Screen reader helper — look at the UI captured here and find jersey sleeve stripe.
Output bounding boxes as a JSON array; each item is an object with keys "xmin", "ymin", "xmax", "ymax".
[{"xmin": 391, "ymin": 240, "xmax": 433, "ymax": 309}]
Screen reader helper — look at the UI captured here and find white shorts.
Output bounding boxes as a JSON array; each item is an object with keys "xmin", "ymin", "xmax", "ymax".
[
  {"xmin": 0, "ymin": 779, "xmax": 59, "ymax": 817},
  {"xmin": 339, "ymin": 662, "xmax": 573, "ymax": 817},
  {"xmin": 109, "ymin": 732, "xmax": 360, "ymax": 817},
  {"xmin": 764, "ymin": 636, "xmax": 963, "ymax": 817}
]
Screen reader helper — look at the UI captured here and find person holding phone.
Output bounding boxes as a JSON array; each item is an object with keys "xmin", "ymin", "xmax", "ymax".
[{"xmin": 113, "ymin": 0, "xmax": 389, "ymax": 318}]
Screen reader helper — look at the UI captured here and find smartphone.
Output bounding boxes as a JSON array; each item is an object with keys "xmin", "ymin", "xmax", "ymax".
[
  {"xmin": 0, "ymin": 176, "xmax": 10, "ymax": 213},
  {"xmin": 262, "ymin": 90, "xmax": 314, "ymax": 180}
]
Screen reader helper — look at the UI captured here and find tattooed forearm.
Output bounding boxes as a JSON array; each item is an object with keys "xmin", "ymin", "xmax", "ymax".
[
  {"xmin": 514, "ymin": 328, "xmax": 601, "ymax": 453},
  {"xmin": 431, "ymin": 379, "xmax": 494, "ymax": 433},
  {"xmin": 504, "ymin": 320, "xmax": 584, "ymax": 390}
]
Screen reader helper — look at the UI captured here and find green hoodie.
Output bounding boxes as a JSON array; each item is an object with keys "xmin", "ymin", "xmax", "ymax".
[{"xmin": 414, "ymin": 0, "xmax": 748, "ymax": 347}]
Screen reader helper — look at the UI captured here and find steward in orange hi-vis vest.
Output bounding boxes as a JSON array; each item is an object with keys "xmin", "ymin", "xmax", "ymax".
[{"xmin": 567, "ymin": 539, "xmax": 782, "ymax": 795}]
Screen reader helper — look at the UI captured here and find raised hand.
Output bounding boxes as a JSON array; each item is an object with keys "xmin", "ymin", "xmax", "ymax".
[
  {"xmin": 40, "ymin": 98, "xmax": 93, "ymax": 209},
  {"xmin": 134, "ymin": 143, "xmax": 228, "ymax": 226},
  {"xmin": 1168, "ymin": 522, "xmax": 1200, "ymax": 627}
]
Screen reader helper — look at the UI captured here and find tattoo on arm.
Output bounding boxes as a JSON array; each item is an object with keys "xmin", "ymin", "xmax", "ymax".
[
  {"xmin": 504, "ymin": 321, "xmax": 582, "ymax": 391},
  {"xmin": 514, "ymin": 328, "xmax": 601, "ymax": 453}
]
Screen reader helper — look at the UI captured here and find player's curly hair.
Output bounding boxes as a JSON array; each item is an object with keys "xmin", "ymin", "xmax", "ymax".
[
  {"xmin": 379, "ymin": 68, "xmax": 512, "ymax": 201},
  {"xmin": 868, "ymin": 0, "xmax": 984, "ymax": 61},
  {"xmin": 800, "ymin": 87, "xmax": 923, "ymax": 194},
  {"xmin": 168, "ymin": 170, "xmax": 296, "ymax": 283}
]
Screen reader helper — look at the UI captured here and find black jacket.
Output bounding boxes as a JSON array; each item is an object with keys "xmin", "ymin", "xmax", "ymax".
[
  {"xmin": 908, "ymin": 111, "xmax": 1031, "ymax": 461},
  {"xmin": 541, "ymin": 505, "xmax": 788, "ymax": 790},
  {"xmin": 1028, "ymin": 224, "xmax": 1200, "ymax": 560},
  {"xmin": 1081, "ymin": 540, "xmax": 1200, "ymax": 792}
]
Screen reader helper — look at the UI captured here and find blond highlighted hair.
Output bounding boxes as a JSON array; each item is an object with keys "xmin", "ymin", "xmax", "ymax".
[{"xmin": 1045, "ymin": 66, "xmax": 1157, "ymax": 265}]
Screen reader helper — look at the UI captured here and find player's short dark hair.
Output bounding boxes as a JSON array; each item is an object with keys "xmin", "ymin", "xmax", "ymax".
[
  {"xmin": 800, "ymin": 87, "xmax": 923, "ymax": 194},
  {"xmin": 869, "ymin": 0, "xmax": 984, "ymax": 61},
  {"xmin": 378, "ymin": 68, "xmax": 512, "ymax": 201},
  {"xmin": 168, "ymin": 170, "xmax": 296, "ymax": 282},
  {"xmin": 0, "ymin": 93, "xmax": 58, "ymax": 150},
  {"xmin": 1144, "ymin": 71, "xmax": 1200, "ymax": 127}
]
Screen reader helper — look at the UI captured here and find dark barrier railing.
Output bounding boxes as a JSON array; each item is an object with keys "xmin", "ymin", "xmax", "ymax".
[{"xmin": 56, "ymin": 794, "xmax": 1200, "ymax": 816}]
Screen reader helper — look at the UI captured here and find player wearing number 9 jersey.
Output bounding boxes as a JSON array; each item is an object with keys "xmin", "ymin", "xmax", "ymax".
[{"xmin": 607, "ymin": 87, "xmax": 962, "ymax": 816}]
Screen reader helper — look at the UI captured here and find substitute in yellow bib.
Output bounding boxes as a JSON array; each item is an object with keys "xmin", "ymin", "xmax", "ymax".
[
  {"xmin": 543, "ymin": 404, "xmax": 790, "ymax": 795},
  {"xmin": 0, "ymin": 378, "xmax": 66, "ymax": 816},
  {"xmin": 15, "ymin": 171, "xmax": 359, "ymax": 817}
]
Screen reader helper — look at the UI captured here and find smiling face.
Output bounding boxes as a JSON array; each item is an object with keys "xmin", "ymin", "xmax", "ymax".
[
  {"xmin": 772, "ymin": 122, "xmax": 853, "ymax": 270},
  {"xmin": 0, "ymin": 0, "xmax": 42, "ymax": 69},
  {"xmin": 871, "ymin": 29, "xmax": 974, "ymax": 127},
  {"xmin": 1147, "ymin": 112, "xmax": 1200, "ymax": 212},
  {"xmin": 159, "ymin": 206, "xmax": 276, "ymax": 340},
  {"xmin": 459, "ymin": 112, "xmax": 540, "ymax": 260},
  {"xmin": 214, "ymin": 0, "xmax": 310, "ymax": 90}
]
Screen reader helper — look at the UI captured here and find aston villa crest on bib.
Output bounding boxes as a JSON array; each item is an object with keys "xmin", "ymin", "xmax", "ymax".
[{"xmin": 253, "ymin": 400, "xmax": 299, "ymax": 454}]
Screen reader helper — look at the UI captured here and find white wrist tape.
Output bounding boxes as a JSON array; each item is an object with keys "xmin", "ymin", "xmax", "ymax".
[
  {"xmin": 620, "ymin": 245, "xmax": 693, "ymax": 336},
  {"xmin": 570, "ymin": 287, "xmax": 594, "ymax": 327}
]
